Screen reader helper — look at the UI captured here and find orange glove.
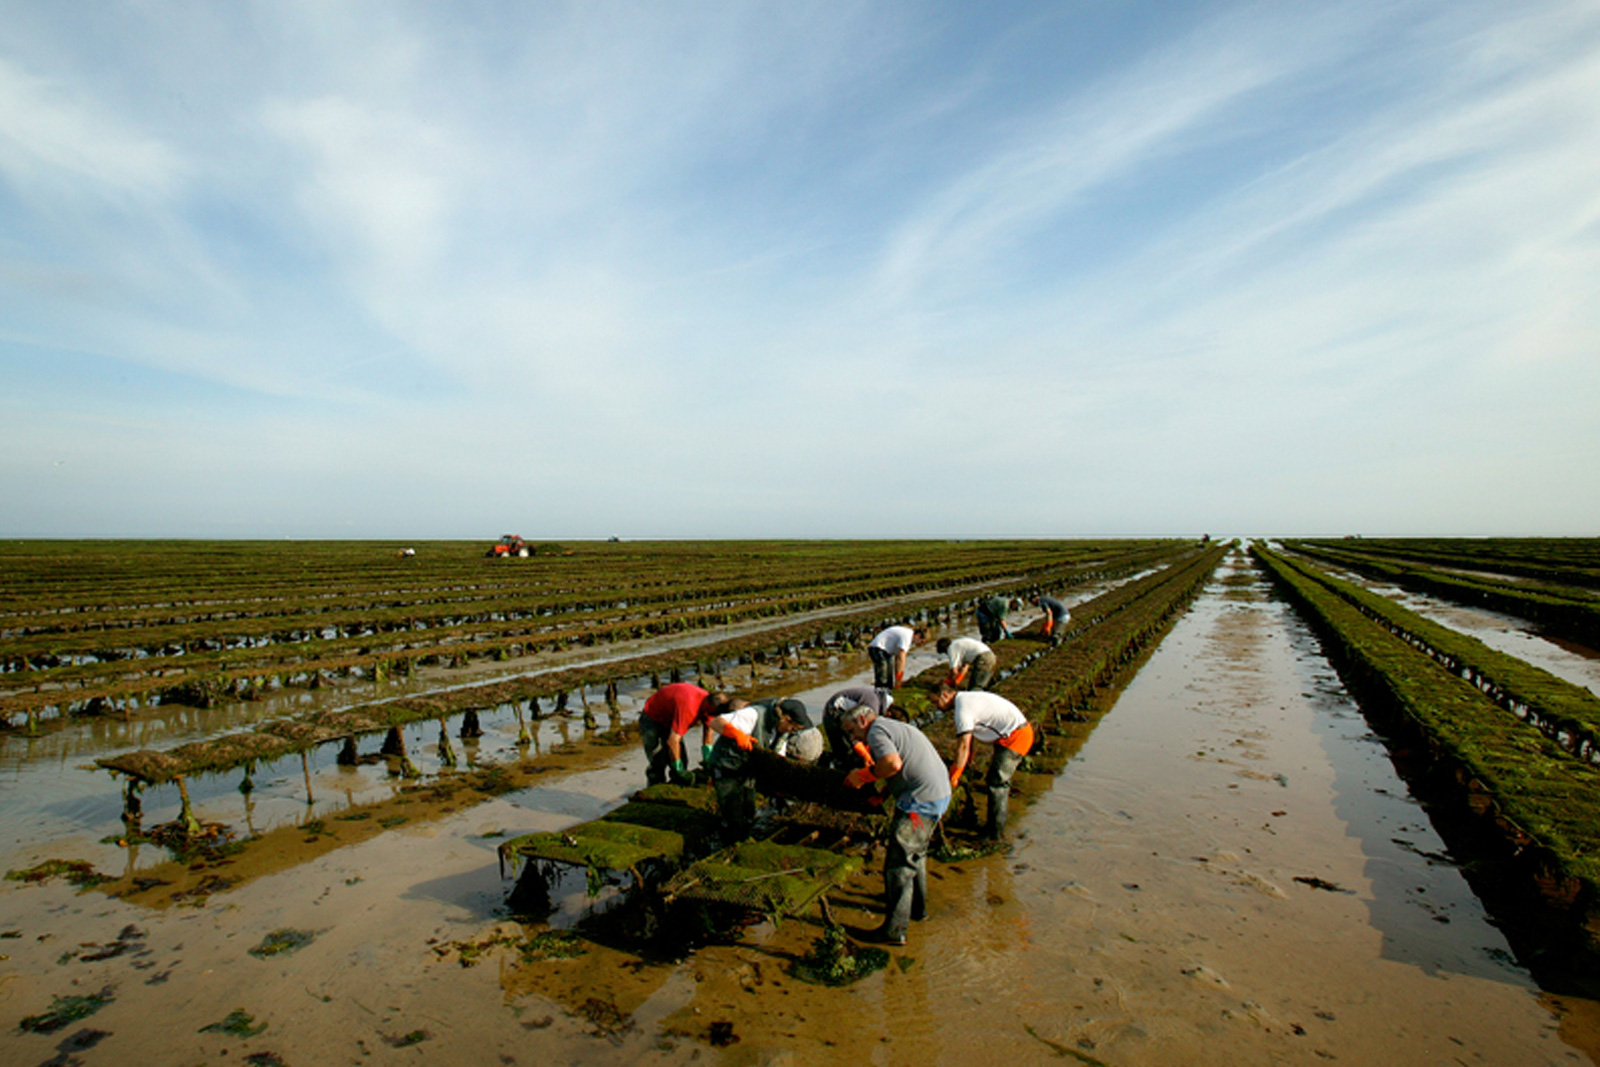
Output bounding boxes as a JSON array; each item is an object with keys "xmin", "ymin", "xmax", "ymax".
[
  {"xmin": 852, "ymin": 741, "xmax": 874, "ymax": 766},
  {"xmin": 949, "ymin": 769, "xmax": 963, "ymax": 790},
  {"xmin": 894, "ymin": 669, "xmax": 904, "ymax": 687},
  {"xmin": 723, "ymin": 725, "xmax": 755, "ymax": 751},
  {"xmin": 844, "ymin": 767, "xmax": 875, "ymax": 789},
  {"xmin": 1043, "ymin": 617, "xmax": 1054, "ymax": 636}
]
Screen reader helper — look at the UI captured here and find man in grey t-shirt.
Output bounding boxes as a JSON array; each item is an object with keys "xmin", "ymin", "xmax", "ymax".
[
  {"xmin": 1032, "ymin": 594, "xmax": 1071, "ymax": 647},
  {"xmin": 841, "ymin": 706, "xmax": 950, "ymax": 944}
]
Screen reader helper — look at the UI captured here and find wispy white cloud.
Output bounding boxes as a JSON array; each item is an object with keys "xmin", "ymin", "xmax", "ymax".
[
  {"xmin": 0, "ymin": 57, "xmax": 183, "ymax": 199},
  {"xmin": 0, "ymin": 1, "xmax": 1596, "ymax": 537},
  {"xmin": 869, "ymin": 13, "xmax": 1296, "ymax": 308}
]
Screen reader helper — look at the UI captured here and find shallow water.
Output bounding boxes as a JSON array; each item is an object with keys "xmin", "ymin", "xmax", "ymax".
[
  {"xmin": 1, "ymin": 557, "xmax": 1595, "ymax": 1065},
  {"xmin": 1324, "ymin": 567, "xmax": 1600, "ymax": 698}
]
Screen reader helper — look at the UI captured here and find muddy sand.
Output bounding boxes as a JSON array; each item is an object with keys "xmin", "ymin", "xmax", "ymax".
[{"xmin": 2, "ymin": 553, "xmax": 1598, "ymax": 1065}]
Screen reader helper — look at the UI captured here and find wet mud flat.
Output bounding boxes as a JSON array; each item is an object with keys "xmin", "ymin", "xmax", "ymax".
[{"xmin": 4, "ymin": 557, "xmax": 1599, "ymax": 1065}]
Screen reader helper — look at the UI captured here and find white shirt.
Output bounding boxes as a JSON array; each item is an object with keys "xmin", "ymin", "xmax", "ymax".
[
  {"xmin": 945, "ymin": 636, "xmax": 992, "ymax": 670},
  {"xmin": 713, "ymin": 705, "xmax": 760, "ymax": 737},
  {"xmin": 869, "ymin": 625, "xmax": 916, "ymax": 654},
  {"xmin": 952, "ymin": 691, "xmax": 1028, "ymax": 743}
]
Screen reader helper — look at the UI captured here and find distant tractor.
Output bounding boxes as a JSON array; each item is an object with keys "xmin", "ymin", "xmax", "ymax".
[{"xmin": 487, "ymin": 535, "xmax": 531, "ymax": 559}]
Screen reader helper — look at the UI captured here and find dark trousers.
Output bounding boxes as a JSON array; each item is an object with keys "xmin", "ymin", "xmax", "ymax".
[
  {"xmin": 985, "ymin": 746, "xmax": 1024, "ymax": 838},
  {"xmin": 713, "ymin": 772, "xmax": 756, "ymax": 839},
  {"xmin": 976, "ymin": 608, "xmax": 1001, "ymax": 642},
  {"xmin": 883, "ymin": 807, "xmax": 938, "ymax": 939},
  {"xmin": 639, "ymin": 717, "xmax": 673, "ymax": 785},
  {"xmin": 968, "ymin": 650, "xmax": 997, "ymax": 691},
  {"xmin": 869, "ymin": 646, "xmax": 896, "ymax": 688}
]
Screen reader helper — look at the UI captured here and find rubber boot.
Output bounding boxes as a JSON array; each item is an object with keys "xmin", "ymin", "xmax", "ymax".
[
  {"xmin": 880, "ymin": 867, "xmax": 915, "ymax": 943},
  {"xmin": 985, "ymin": 782, "xmax": 1010, "ymax": 841}
]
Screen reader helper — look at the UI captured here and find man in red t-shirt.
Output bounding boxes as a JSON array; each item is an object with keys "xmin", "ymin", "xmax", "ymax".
[{"xmin": 639, "ymin": 682, "xmax": 717, "ymax": 785}]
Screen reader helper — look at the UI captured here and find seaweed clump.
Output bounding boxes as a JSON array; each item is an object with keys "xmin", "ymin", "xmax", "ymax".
[
  {"xmin": 439, "ymin": 927, "xmax": 586, "ymax": 967},
  {"xmin": 248, "ymin": 928, "xmax": 317, "ymax": 958},
  {"xmin": 387, "ymin": 1029, "xmax": 432, "ymax": 1047},
  {"xmin": 790, "ymin": 923, "xmax": 887, "ymax": 986},
  {"xmin": 931, "ymin": 838, "xmax": 1007, "ymax": 863},
  {"xmin": 19, "ymin": 990, "xmax": 113, "ymax": 1033},
  {"xmin": 5, "ymin": 859, "xmax": 112, "ymax": 890},
  {"xmin": 518, "ymin": 929, "xmax": 586, "ymax": 961},
  {"xmin": 201, "ymin": 1008, "xmax": 268, "ymax": 1037}
]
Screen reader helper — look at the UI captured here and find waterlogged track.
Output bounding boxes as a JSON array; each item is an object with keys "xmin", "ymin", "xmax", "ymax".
[
  {"xmin": 1, "ymin": 551, "xmax": 1596, "ymax": 1065},
  {"xmin": 1326, "ymin": 568, "xmax": 1600, "ymax": 699},
  {"xmin": 995, "ymin": 551, "xmax": 1589, "ymax": 1064}
]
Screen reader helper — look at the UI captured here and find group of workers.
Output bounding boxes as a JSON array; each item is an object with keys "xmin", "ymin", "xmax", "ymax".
[{"xmin": 632, "ymin": 592, "xmax": 1071, "ymax": 946}]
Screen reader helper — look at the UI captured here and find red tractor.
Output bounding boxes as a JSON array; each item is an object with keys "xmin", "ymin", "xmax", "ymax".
[{"xmin": 486, "ymin": 535, "xmax": 530, "ymax": 558}]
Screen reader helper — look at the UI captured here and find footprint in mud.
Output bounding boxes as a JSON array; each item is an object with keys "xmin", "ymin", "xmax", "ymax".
[
  {"xmin": 1232, "ymin": 870, "xmax": 1287, "ymax": 898},
  {"xmin": 384, "ymin": 1028, "xmax": 432, "ymax": 1048},
  {"xmin": 1225, "ymin": 1000, "xmax": 1286, "ymax": 1031},
  {"xmin": 1181, "ymin": 964, "xmax": 1230, "ymax": 988}
]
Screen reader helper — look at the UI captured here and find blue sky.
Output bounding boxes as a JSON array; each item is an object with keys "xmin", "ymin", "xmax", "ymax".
[{"xmin": 2, "ymin": 1, "xmax": 1596, "ymax": 539}]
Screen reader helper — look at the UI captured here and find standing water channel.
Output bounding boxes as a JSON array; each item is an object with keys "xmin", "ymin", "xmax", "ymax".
[{"xmin": 1, "ymin": 551, "xmax": 1596, "ymax": 1065}]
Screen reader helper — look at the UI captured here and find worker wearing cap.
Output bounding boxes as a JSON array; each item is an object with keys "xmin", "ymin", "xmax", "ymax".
[
  {"xmin": 638, "ymin": 682, "xmax": 716, "ymax": 786},
  {"xmin": 937, "ymin": 684, "xmax": 1034, "ymax": 841},
  {"xmin": 1032, "ymin": 594, "xmax": 1071, "ymax": 647},
  {"xmin": 819, "ymin": 685, "xmax": 895, "ymax": 770},
  {"xmin": 937, "ymin": 635, "xmax": 997, "ymax": 691},
  {"xmin": 841, "ymin": 704, "xmax": 950, "ymax": 945},
  {"xmin": 976, "ymin": 595, "xmax": 1019, "ymax": 642},
  {"xmin": 703, "ymin": 696, "xmax": 814, "ymax": 839},
  {"xmin": 866, "ymin": 624, "xmax": 923, "ymax": 689}
]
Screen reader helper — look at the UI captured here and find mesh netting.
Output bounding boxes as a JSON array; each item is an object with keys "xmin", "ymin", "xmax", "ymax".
[{"xmin": 661, "ymin": 841, "xmax": 861, "ymax": 914}]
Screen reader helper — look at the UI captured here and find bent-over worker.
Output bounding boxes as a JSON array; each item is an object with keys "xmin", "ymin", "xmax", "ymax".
[
  {"xmin": 703, "ymin": 696, "xmax": 813, "ymax": 839},
  {"xmin": 937, "ymin": 684, "xmax": 1034, "ymax": 841},
  {"xmin": 866, "ymin": 624, "xmax": 923, "ymax": 689},
  {"xmin": 976, "ymin": 595, "xmax": 1019, "ymax": 642},
  {"xmin": 841, "ymin": 704, "xmax": 950, "ymax": 945},
  {"xmin": 937, "ymin": 635, "xmax": 997, "ymax": 691},
  {"xmin": 1032, "ymin": 594, "xmax": 1071, "ymax": 646},
  {"xmin": 638, "ymin": 682, "xmax": 715, "ymax": 786},
  {"xmin": 820, "ymin": 685, "xmax": 895, "ymax": 770}
]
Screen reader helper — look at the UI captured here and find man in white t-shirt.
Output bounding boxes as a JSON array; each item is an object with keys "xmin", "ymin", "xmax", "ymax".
[
  {"xmin": 936, "ymin": 635, "xmax": 997, "ymax": 691},
  {"xmin": 937, "ymin": 684, "xmax": 1034, "ymax": 841},
  {"xmin": 703, "ymin": 696, "xmax": 814, "ymax": 839},
  {"xmin": 866, "ymin": 624, "xmax": 924, "ymax": 689}
]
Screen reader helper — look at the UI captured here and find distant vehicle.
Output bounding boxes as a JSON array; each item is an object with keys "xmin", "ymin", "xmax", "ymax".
[
  {"xmin": 487, "ymin": 535, "xmax": 531, "ymax": 558},
  {"xmin": 397, "ymin": 547, "xmax": 416, "ymax": 558}
]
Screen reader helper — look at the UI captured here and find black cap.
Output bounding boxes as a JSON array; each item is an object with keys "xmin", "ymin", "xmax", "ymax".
[{"xmin": 775, "ymin": 698, "xmax": 812, "ymax": 729}]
